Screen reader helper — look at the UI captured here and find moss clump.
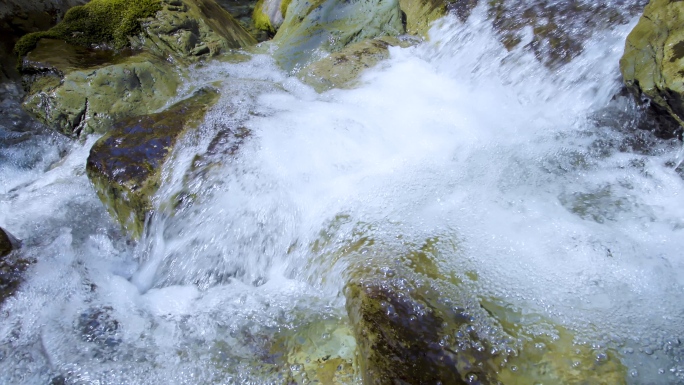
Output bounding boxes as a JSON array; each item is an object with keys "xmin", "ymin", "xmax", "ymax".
[
  {"xmin": 14, "ymin": 0, "xmax": 161, "ymax": 57},
  {"xmin": 252, "ymin": 0, "xmax": 275, "ymax": 33}
]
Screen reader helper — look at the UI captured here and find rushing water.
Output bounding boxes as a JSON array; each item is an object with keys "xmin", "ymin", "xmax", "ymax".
[{"xmin": 2, "ymin": 1, "xmax": 684, "ymax": 384}]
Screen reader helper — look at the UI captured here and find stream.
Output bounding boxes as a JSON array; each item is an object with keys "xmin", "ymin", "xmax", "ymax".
[{"xmin": 1, "ymin": 1, "xmax": 684, "ymax": 383}]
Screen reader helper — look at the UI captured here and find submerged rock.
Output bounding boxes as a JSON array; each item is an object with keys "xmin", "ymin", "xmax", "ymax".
[
  {"xmin": 86, "ymin": 89, "xmax": 219, "ymax": 239},
  {"xmin": 621, "ymin": 0, "xmax": 684, "ymax": 138},
  {"xmin": 346, "ymin": 277, "xmax": 499, "ymax": 384},
  {"xmin": 299, "ymin": 36, "xmax": 417, "ymax": 92},
  {"xmin": 272, "ymin": 0, "xmax": 405, "ymax": 71}
]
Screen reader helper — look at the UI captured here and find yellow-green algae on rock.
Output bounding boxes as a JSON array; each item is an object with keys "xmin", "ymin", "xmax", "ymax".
[
  {"xmin": 620, "ymin": 0, "xmax": 684, "ymax": 134},
  {"xmin": 86, "ymin": 89, "xmax": 219, "ymax": 239},
  {"xmin": 14, "ymin": 0, "xmax": 162, "ymax": 57}
]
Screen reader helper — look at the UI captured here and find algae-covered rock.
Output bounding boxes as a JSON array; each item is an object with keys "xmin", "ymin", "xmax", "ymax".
[
  {"xmin": 0, "ymin": 227, "xmax": 20, "ymax": 257},
  {"xmin": 620, "ymin": 0, "xmax": 684, "ymax": 138},
  {"xmin": 86, "ymin": 89, "xmax": 219, "ymax": 239},
  {"xmin": 272, "ymin": 0, "xmax": 405, "ymax": 71},
  {"xmin": 299, "ymin": 36, "xmax": 417, "ymax": 92},
  {"xmin": 400, "ymin": 0, "xmax": 447, "ymax": 37},
  {"xmin": 15, "ymin": 0, "xmax": 257, "ymax": 61},
  {"xmin": 252, "ymin": 0, "xmax": 287, "ymax": 34},
  {"xmin": 142, "ymin": 0, "xmax": 257, "ymax": 60},
  {"xmin": 22, "ymin": 50, "xmax": 180, "ymax": 136}
]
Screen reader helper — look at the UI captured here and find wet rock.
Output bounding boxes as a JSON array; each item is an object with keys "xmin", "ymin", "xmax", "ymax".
[
  {"xmin": 17, "ymin": 0, "xmax": 256, "ymax": 136},
  {"xmin": 22, "ymin": 50, "xmax": 180, "ymax": 136},
  {"xmin": 299, "ymin": 36, "xmax": 417, "ymax": 92},
  {"xmin": 272, "ymin": 0, "xmax": 405, "ymax": 71},
  {"xmin": 252, "ymin": 0, "xmax": 287, "ymax": 35},
  {"xmin": 0, "ymin": 0, "xmax": 87, "ymax": 81},
  {"xmin": 621, "ymin": 0, "xmax": 684, "ymax": 139},
  {"xmin": 15, "ymin": 0, "xmax": 256, "ymax": 59},
  {"xmin": 86, "ymin": 88, "xmax": 219, "ymax": 239},
  {"xmin": 215, "ymin": 0, "xmax": 272, "ymax": 42},
  {"xmin": 399, "ymin": 0, "xmax": 448, "ymax": 37},
  {"xmin": 142, "ymin": 0, "xmax": 257, "ymax": 60},
  {"xmin": 345, "ymin": 277, "xmax": 498, "ymax": 384},
  {"xmin": 489, "ymin": 0, "xmax": 644, "ymax": 68},
  {"xmin": 0, "ymin": 227, "xmax": 20, "ymax": 257},
  {"xmin": 0, "ymin": 227, "xmax": 28, "ymax": 304}
]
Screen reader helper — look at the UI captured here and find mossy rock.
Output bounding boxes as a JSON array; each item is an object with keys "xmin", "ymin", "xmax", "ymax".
[
  {"xmin": 272, "ymin": 0, "xmax": 405, "ymax": 71},
  {"xmin": 13, "ymin": 0, "xmax": 163, "ymax": 57},
  {"xmin": 299, "ymin": 36, "xmax": 417, "ymax": 92},
  {"xmin": 22, "ymin": 51, "xmax": 180, "ymax": 136},
  {"xmin": 86, "ymin": 89, "xmax": 219, "ymax": 239},
  {"xmin": 399, "ymin": 0, "xmax": 447, "ymax": 37},
  {"xmin": 0, "ymin": 227, "xmax": 20, "ymax": 257},
  {"xmin": 620, "ymin": 0, "xmax": 684, "ymax": 138},
  {"xmin": 15, "ymin": 0, "xmax": 257, "ymax": 62},
  {"xmin": 252, "ymin": 0, "xmax": 285, "ymax": 35}
]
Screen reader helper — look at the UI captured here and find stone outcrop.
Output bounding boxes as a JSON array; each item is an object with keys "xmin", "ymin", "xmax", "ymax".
[
  {"xmin": 272, "ymin": 0, "xmax": 405, "ymax": 71},
  {"xmin": 17, "ymin": 0, "xmax": 256, "ymax": 136},
  {"xmin": 620, "ymin": 0, "xmax": 684, "ymax": 138},
  {"xmin": 22, "ymin": 49, "xmax": 180, "ymax": 136},
  {"xmin": 86, "ymin": 89, "xmax": 219, "ymax": 238}
]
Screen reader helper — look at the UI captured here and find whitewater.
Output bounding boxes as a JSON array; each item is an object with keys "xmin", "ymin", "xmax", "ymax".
[{"xmin": 1, "ymin": 3, "xmax": 683, "ymax": 384}]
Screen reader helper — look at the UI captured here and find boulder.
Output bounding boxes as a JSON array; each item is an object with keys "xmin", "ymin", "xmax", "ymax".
[
  {"xmin": 272, "ymin": 0, "xmax": 405, "ymax": 71},
  {"xmin": 0, "ymin": 227, "xmax": 20, "ymax": 257},
  {"xmin": 22, "ymin": 50, "xmax": 180, "ymax": 136},
  {"xmin": 346, "ymin": 277, "xmax": 498, "ymax": 384},
  {"xmin": 620, "ymin": 0, "xmax": 684, "ymax": 138},
  {"xmin": 299, "ymin": 36, "xmax": 417, "ymax": 92},
  {"xmin": 86, "ymin": 88, "xmax": 219, "ymax": 239}
]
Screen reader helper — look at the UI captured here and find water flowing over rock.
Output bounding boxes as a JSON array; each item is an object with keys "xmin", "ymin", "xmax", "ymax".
[
  {"xmin": 272, "ymin": 0, "xmax": 405, "ymax": 71},
  {"xmin": 86, "ymin": 89, "xmax": 219, "ymax": 239},
  {"xmin": 299, "ymin": 36, "xmax": 417, "ymax": 92},
  {"xmin": 621, "ymin": 0, "xmax": 684, "ymax": 139}
]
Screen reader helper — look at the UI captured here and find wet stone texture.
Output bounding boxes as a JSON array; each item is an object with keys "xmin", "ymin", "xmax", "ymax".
[
  {"xmin": 346, "ymin": 277, "xmax": 499, "ymax": 384},
  {"xmin": 86, "ymin": 89, "xmax": 219, "ymax": 239},
  {"xmin": 621, "ymin": 0, "xmax": 684, "ymax": 139},
  {"xmin": 0, "ymin": 226, "xmax": 28, "ymax": 304}
]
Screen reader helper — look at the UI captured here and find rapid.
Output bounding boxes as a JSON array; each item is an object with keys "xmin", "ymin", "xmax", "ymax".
[{"xmin": 1, "ymin": 1, "xmax": 684, "ymax": 383}]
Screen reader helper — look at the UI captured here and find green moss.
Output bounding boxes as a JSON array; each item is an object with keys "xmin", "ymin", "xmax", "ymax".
[
  {"xmin": 279, "ymin": 0, "xmax": 293, "ymax": 18},
  {"xmin": 14, "ymin": 0, "xmax": 161, "ymax": 57},
  {"xmin": 252, "ymin": 0, "xmax": 274, "ymax": 33}
]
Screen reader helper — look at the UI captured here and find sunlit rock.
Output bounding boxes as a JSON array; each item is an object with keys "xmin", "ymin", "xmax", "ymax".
[
  {"xmin": 22, "ymin": 49, "xmax": 179, "ymax": 136},
  {"xmin": 252, "ymin": 0, "xmax": 288, "ymax": 35},
  {"xmin": 399, "ymin": 0, "xmax": 448, "ymax": 37},
  {"xmin": 86, "ymin": 89, "xmax": 219, "ymax": 239},
  {"xmin": 272, "ymin": 0, "xmax": 405, "ymax": 71},
  {"xmin": 16, "ymin": 0, "xmax": 256, "ymax": 136},
  {"xmin": 299, "ymin": 36, "xmax": 417, "ymax": 92},
  {"xmin": 621, "ymin": 0, "xmax": 684, "ymax": 138}
]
